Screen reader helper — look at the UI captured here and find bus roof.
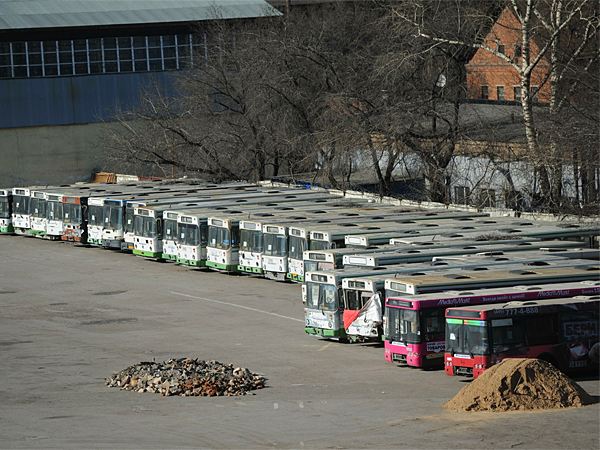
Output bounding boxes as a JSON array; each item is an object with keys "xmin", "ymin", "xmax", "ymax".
[
  {"xmin": 386, "ymin": 280, "xmax": 600, "ymax": 309},
  {"xmin": 342, "ymin": 258, "xmax": 597, "ymax": 289},
  {"xmin": 342, "ymin": 240, "xmax": 583, "ymax": 267},
  {"xmin": 347, "ymin": 221, "xmax": 599, "ymax": 246},
  {"xmin": 385, "ymin": 265, "xmax": 600, "ymax": 295},
  {"xmin": 445, "ymin": 294, "xmax": 600, "ymax": 318}
]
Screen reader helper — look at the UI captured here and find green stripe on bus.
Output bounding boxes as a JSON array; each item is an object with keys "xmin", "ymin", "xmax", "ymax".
[{"xmin": 447, "ymin": 318, "xmax": 463, "ymax": 324}]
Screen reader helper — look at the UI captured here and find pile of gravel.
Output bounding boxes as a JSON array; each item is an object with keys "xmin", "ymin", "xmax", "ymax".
[
  {"xmin": 105, "ymin": 358, "xmax": 267, "ymax": 396},
  {"xmin": 443, "ymin": 358, "xmax": 593, "ymax": 412}
]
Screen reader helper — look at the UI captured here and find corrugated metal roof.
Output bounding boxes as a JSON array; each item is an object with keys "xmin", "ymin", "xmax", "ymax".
[{"xmin": 0, "ymin": 0, "xmax": 281, "ymax": 30}]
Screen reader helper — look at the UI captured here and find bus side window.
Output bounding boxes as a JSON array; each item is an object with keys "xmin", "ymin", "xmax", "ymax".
[
  {"xmin": 231, "ymin": 225, "xmax": 239, "ymax": 248},
  {"xmin": 201, "ymin": 225, "xmax": 208, "ymax": 245},
  {"xmin": 157, "ymin": 219, "xmax": 163, "ymax": 238},
  {"xmin": 491, "ymin": 318, "xmax": 526, "ymax": 353},
  {"xmin": 525, "ymin": 315, "xmax": 558, "ymax": 346},
  {"xmin": 422, "ymin": 309, "xmax": 444, "ymax": 341}
]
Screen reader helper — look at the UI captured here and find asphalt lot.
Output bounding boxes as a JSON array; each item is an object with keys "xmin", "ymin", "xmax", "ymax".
[{"xmin": 1, "ymin": 235, "xmax": 599, "ymax": 449}]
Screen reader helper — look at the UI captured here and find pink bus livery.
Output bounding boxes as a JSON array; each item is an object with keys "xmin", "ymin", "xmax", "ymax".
[
  {"xmin": 384, "ymin": 281, "xmax": 600, "ymax": 369},
  {"xmin": 444, "ymin": 294, "xmax": 600, "ymax": 378}
]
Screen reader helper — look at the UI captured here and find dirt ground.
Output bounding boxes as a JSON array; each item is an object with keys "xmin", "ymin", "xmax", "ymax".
[{"xmin": 1, "ymin": 235, "xmax": 598, "ymax": 449}]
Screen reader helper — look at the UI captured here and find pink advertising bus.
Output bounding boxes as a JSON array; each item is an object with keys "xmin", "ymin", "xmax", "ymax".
[
  {"xmin": 444, "ymin": 294, "xmax": 600, "ymax": 378},
  {"xmin": 383, "ymin": 281, "xmax": 600, "ymax": 369}
]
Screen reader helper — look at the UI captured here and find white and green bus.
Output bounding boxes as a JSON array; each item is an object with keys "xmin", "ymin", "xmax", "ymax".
[
  {"xmin": 0, "ymin": 189, "xmax": 13, "ymax": 233},
  {"xmin": 304, "ymin": 266, "xmax": 424, "ymax": 340}
]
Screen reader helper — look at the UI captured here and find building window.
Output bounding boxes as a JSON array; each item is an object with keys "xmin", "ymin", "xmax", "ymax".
[
  {"xmin": 0, "ymin": 32, "xmax": 229, "ymax": 79},
  {"xmin": 503, "ymin": 189, "xmax": 521, "ymax": 210},
  {"xmin": 497, "ymin": 44, "xmax": 505, "ymax": 55},
  {"xmin": 531, "ymin": 86, "xmax": 539, "ymax": 102},
  {"xmin": 514, "ymin": 86, "xmax": 521, "ymax": 101},
  {"xmin": 481, "ymin": 85, "xmax": 489, "ymax": 100},
  {"xmin": 477, "ymin": 188, "xmax": 496, "ymax": 208},
  {"xmin": 514, "ymin": 44, "xmax": 522, "ymax": 59},
  {"xmin": 497, "ymin": 86, "xmax": 505, "ymax": 101},
  {"xmin": 454, "ymin": 186, "xmax": 471, "ymax": 205}
]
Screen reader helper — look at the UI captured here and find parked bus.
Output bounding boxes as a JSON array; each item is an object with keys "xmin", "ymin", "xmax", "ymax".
[
  {"xmin": 61, "ymin": 191, "xmax": 88, "ymax": 242},
  {"xmin": 432, "ymin": 247, "xmax": 600, "ymax": 263},
  {"xmin": 206, "ymin": 199, "xmax": 394, "ymax": 275},
  {"xmin": 444, "ymin": 293, "xmax": 600, "ymax": 378},
  {"xmin": 12, "ymin": 187, "xmax": 37, "ymax": 235},
  {"xmin": 238, "ymin": 212, "xmax": 331, "ymax": 276},
  {"xmin": 282, "ymin": 210, "xmax": 490, "ymax": 282},
  {"xmin": 348, "ymin": 220, "xmax": 599, "ymax": 248},
  {"xmin": 175, "ymin": 194, "xmax": 368, "ymax": 268},
  {"xmin": 300, "ymin": 239, "xmax": 556, "ymax": 274},
  {"xmin": 385, "ymin": 265, "xmax": 600, "ymax": 296},
  {"xmin": 341, "ymin": 240, "xmax": 584, "ymax": 268},
  {"xmin": 0, "ymin": 189, "xmax": 13, "ymax": 233},
  {"xmin": 206, "ymin": 209, "xmax": 322, "ymax": 273},
  {"xmin": 28, "ymin": 190, "xmax": 47, "ymax": 236},
  {"xmin": 303, "ymin": 267, "xmax": 417, "ymax": 340},
  {"xmin": 286, "ymin": 215, "xmax": 464, "ymax": 282},
  {"xmin": 302, "ymin": 246, "xmax": 399, "ymax": 274},
  {"xmin": 98, "ymin": 183, "xmax": 267, "ymax": 249},
  {"xmin": 124, "ymin": 188, "xmax": 269, "ymax": 251},
  {"xmin": 383, "ymin": 280, "xmax": 600, "ymax": 369},
  {"xmin": 340, "ymin": 256, "xmax": 594, "ymax": 344},
  {"xmin": 135, "ymin": 193, "xmax": 324, "ymax": 263}
]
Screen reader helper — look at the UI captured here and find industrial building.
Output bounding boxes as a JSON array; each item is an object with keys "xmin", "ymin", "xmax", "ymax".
[{"xmin": 0, "ymin": 0, "xmax": 281, "ymax": 187}]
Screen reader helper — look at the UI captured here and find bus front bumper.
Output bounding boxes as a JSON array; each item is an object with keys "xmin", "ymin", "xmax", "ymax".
[
  {"xmin": 287, "ymin": 273, "xmax": 304, "ymax": 282},
  {"xmin": 102, "ymin": 239, "xmax": 122, "ymax": 249},
  {"xmin": 133, "ymin": 249, "xmax": 162, "ymax": 259},
  {"xmin": 304, "ymin": 327, "xmax": 346, "ymax": 339},
  {"xmin": 177, "ymin": 258, "xmax": 205, "ymax": 267},
  {"xmin": 236, "ymin": 265, "xmax": 263, "ymax": 274},
  {"xmin": 206, "ymin": 261, "xmax": 238, "ymax": 272}
]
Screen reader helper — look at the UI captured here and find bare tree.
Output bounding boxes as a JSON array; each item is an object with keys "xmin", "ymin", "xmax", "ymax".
[{"xmin": 396, "ymin": 0, "xmax": 599, "ymax": 212}]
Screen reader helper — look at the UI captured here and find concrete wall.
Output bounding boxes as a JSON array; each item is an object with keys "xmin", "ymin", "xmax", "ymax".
[{"xmin": 0, "ymin": 122, "xmax": 108, "ymax": 187}]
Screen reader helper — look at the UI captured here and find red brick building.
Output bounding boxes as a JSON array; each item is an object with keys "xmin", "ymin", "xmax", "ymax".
[{"xmin": 466, "ymin": 7, "xmax": 550, "ymax": 103}]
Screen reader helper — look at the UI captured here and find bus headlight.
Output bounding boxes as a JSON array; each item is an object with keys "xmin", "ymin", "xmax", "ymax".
[{"xmin": 328, "ymin": 322, "xmax": 332, "ymax": 329}]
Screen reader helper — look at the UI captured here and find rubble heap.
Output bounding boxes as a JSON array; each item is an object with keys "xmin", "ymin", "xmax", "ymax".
[
  {"xmin": 443, "ymin": 358, "xmax": 594, "ymax": 412},
  {"xmin": 106, "ymin": 358, "xmax": 267, "ymax": 396}
]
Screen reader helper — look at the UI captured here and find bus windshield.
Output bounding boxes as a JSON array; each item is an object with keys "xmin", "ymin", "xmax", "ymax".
[
  {"xmin": 387, "ymin": 308, "xmax": 420, "ymax": 344},
  {"xmin": 104, "ymin": 205, "xmax": 122, "ymax": 229},
  {"xmin": 0, "ymin": 198, "xmax": 8, "ymax": 218},
  {"xmin": 63, "ymin": 204, "xmax": 81, "ymax": 224},
  {"xmin": 240, "ymin": 229, "xmax": 262, "ymax": 252},
  {"xmin": 288, "ymin": 235, "xmax": 307, "ymax": 260},
  {"xmin": 178, "ymin": 223, "xmax": 199, "ymax": 246},
  {"xmin": 446, "ymin": 319, "xmax": 490, "ymax": 356},
  {"xmin": 30, "ymin": 198, "xmax": 46, "ymax": 218},
  {"xmin": 46, "ymin": 201, "xmax": 63, "ymax": 220},
  {"xmin": 304, "ymin": 260, "xmax": 335, "ymax": 272},
  {"xmin": 134, "ymin": 216, "xmax": 156, "ymax": 238},
  {"xmin": 164, "ymin": 219, "xmax": 177, "ymax": 241},
  {"xmin": 13, "ymin": 195, "xmax": 30, "ymax": 215},
  {"xmin": 88, "ymin": 205, "xmax": 103, "ymax": 226},
  {"xmin": 125, "ymin": 206, "xmax": 135, "ymax": 233},
  {"xmin": 264, "ymin": 233, "xmax": 286, "ymax": 257},
  {"xmin": 309, "ymin": 240, "xmax": 330, "ymax": 251},
  {"xmin": 344, "ymin": 289, "xmax": 370, "ymax": 310},
  {"xmin": 208, "ymin": 226, "xmax": 230, "ymax": 250},
  {"xmin": 306, "ymin": 282, "xmax": 338, "ymax": 311}
]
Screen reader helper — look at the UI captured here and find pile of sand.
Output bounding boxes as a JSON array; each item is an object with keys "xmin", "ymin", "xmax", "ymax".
[{"xmin": 443, "ymin": 358, "xmax": 594, "ymax": 412}]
